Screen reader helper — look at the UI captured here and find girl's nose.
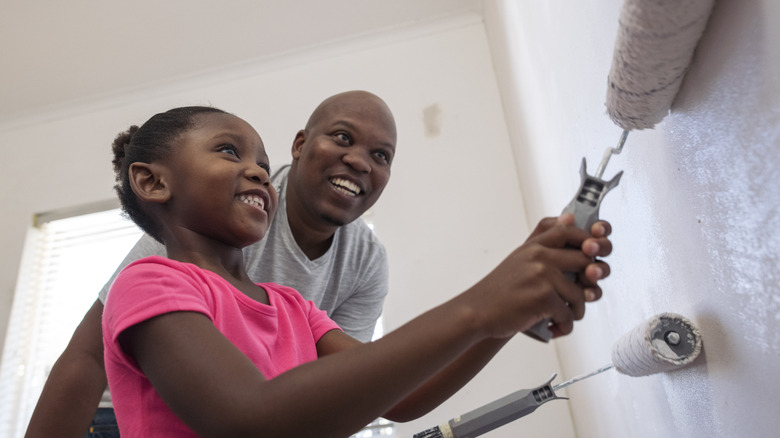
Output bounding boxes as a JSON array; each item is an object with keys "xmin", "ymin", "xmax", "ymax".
[{"xmin": 246, "ymin": 163, "xmax": 271, "ymax": 184}]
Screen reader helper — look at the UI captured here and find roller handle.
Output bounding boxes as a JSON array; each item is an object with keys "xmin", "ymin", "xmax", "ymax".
[
  {"xmin": 413, "ymin": 426, "xmax": 448, "ymax": 438},
  {"xmin": 524, "ymin": 158, "xmax": 622, "ymax": 343},
  {"xmin": 413, "ymin": 374, "xmax": 565, "ymax": 438}
]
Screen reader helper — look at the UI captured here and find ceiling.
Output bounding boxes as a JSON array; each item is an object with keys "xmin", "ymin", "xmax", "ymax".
[{"xmin": 1, "ymin": 0, "xmax": 483, "ymax": 126}]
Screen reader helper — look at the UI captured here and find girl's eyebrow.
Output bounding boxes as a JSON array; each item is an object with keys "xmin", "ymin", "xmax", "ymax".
[{"xmin": 209, "ymin": 131, "xmax": 245, "ymax": 142}]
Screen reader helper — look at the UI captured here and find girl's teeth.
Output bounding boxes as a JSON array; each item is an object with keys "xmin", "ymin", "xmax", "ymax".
[{"xmin": 239, "ymin": 195, "xmax": 264, "ymax": 209}]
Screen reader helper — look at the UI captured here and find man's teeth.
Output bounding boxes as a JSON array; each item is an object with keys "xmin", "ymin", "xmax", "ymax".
[
  {"xmin": 330, "ymin": 177, "xmax": 361, "ymax": 196},
  {"xmin": 238, "ymin": 194, "xmax": 265, "ymax": 209}
]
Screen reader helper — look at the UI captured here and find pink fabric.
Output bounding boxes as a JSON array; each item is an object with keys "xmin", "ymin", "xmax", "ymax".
[{"xmin": 103, "ymin": 256, "xmax": 341, "ymax": 437}]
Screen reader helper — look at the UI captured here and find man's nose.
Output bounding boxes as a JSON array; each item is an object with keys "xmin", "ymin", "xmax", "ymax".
[{"xmin": 342, "ymin": 148, "xmax": 371, "ymax": 173}]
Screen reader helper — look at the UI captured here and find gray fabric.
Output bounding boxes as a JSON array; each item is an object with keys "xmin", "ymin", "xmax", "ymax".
[{"xmin": 99, "ymin": 165, "xmax": 388, "ymax": 342}]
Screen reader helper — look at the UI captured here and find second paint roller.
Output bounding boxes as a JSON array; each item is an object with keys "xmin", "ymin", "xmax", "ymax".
[
  {"xmin": 524, "ymin": 0, "xmax": 716, "ymax": 342},
  {"xmin": 413, "ymin": 313, "xmax": 703, "ymax": 438}
]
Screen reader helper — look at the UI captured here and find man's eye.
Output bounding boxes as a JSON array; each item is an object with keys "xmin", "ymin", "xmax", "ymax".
[
  {"xmin": 334, "ymin": 132, "xmax": 352, "ymax": 144},
  {"xmin": 375, "ymin": 150, "xmax": 391, "ymax": 163}
]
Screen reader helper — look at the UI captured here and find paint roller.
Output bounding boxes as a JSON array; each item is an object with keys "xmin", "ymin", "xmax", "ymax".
[
  {"xmin": 524, "ymin": 0, "xmax": 716, "ymax": 342},
  {"xmin": 606, "ymin": 0, "xmax": 716, "ymax": 131},
  {"xmin": 413, "ymin": 313, "xmax": 703, "ymax": 438}
]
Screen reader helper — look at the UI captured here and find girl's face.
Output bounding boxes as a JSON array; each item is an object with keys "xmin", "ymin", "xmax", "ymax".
[{"xmin": 163, "ymin": 112, "xmax": 277, "ymax": 249}]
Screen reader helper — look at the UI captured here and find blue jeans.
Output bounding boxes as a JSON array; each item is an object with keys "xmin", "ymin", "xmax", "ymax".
[{"xmin": 83, "ymin": 408, "xmax": 119, "ymax": 438}]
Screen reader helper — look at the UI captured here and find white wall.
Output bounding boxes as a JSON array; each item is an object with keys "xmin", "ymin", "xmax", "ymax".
[
  {"xmin": 0, "ymin": 13, "xmax": 575, "ymax": 437},
  {"xmin": 486, "ymin": 0, "xmax": 780, "ymax": 437}
]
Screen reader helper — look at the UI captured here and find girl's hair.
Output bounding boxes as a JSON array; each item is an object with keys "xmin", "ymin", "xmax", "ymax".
[{"xmin": 111, "ymin": 106, "xmax": 228, "ymax": 242}]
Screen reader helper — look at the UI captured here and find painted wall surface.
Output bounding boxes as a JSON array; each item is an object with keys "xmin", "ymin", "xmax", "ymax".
[
  {"xmin": 0, "ymin": 16, "xmax": 575, "ymax": 437},
  {"xmin": 486, "ymin": 0, "xmax": 779, "ymax": 437}
]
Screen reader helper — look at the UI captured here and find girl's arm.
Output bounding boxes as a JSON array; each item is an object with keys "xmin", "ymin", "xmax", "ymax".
[
  {"xmin": 122, "ymin": 297, "xmax": 487, "ymax": 437},
  {"xmin": 314, "ymin": 216, "xmax": 613, "ymax": 423},
  {"xmin": 120, "ymin": 215, "xmax": 611, "ymax": 437}
]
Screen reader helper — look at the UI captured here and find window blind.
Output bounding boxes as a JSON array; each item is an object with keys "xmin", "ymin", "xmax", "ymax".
[{"xmin": 0, "ymin": 206, "xmax": 143, "ymax": 438}]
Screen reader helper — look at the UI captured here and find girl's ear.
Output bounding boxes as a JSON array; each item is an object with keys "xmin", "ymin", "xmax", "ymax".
[
  {"xmin": 128, "ymin": 162, "xmax": 170, "ymax": 203},
  {"xmin": 291, "ymin": 130, "xmax": 306, "ymax": 160}
]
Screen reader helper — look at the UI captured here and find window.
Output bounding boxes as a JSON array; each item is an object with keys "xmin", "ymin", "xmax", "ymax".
[
  {"xmin": 354, "ymin": 418, "xmax": 395, "ymax": 437},
  {"xmin": 0, "ymin": 202, "xmax": 394, "ymax": 437},
  {"xmin": 0, "ymin": 202, "xmax": 144, "ymax": 438},
  {"xmin": 354, "ymin": 210, "xmax": 396, "ymax": 438}
]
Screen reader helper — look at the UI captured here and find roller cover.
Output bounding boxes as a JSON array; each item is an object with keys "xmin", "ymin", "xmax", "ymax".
[
  {"xmin": 606, "ymin": 0, "xmax": 715, "ymax": 130},
  {"xmin": 611, "ymin": 312, "xmax": 703, "ymax": 377}
]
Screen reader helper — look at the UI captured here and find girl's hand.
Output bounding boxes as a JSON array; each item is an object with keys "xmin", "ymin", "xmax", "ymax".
[{"xmin": 463, "ymin": 214, "xmax": 613, "ymax": 340}]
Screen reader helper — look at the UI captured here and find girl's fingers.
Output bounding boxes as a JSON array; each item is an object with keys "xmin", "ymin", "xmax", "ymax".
[
  {"xmin": 591, "ymin": 220, "xmax": 612, "ymax": 238},
  {"xmin": 531, "ymin": 217, "xmax": 613, "ymax": 259},
  {"xmin": 543, "ymin": 247, "xmax": 597, "ymax": 273},
  {"xmin": 582, "ymin": 236, "xmax": 613, "ymax": 258},
  {"xmin": 532, "ymin": 221, "xmax": 594, "ymax": 250},
  {"xmin": 527, "ymin": 216, "xmax": 563, "ymax": 240},
  {"xmin": 583, "ymin": 261, "xmax": 610, "ymax": 284},
  {"xmin": 557, "ymin": 213, "xmax": 576, "ymax": 226},
  {"xmin": 555, "ymin": 273, "xmax": 587, "ymax": 319},
  {"xmin": 583, "ymin": 286, "xmax": 602, "ymax": 303},
  {"xmin": 518, "ymin": 217, "xmax": 613, "ymax": 339}
]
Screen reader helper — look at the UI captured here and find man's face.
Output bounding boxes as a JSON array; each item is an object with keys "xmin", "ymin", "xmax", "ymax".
[{"xmin": 289, "ymin": 92, "xmax": 397, "ymax": 228}]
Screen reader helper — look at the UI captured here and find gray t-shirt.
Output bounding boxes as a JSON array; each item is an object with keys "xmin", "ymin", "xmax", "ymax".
[{"xmin": 99, "ymin": 165, "xmax": 389, "ymax": 342}]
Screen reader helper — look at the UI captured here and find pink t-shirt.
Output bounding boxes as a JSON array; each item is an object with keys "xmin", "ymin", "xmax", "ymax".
[{"xmin": 103, "ymin": 256, "xmax": 341, "ymax": 437}]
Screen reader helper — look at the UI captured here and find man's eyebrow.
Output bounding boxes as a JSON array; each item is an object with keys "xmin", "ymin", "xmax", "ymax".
[{"xmin": 328, "ymin": 120, "xmax": 357, "ymax": 131}]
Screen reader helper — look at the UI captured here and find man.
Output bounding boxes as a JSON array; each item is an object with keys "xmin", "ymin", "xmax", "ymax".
[{"xmin": 25, "ymin": 90, "xmax": 397, "ymax": 438}]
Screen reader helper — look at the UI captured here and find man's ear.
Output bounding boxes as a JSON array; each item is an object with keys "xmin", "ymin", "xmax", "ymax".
[
  {"xmin": 291, "ymin": 130, "xmax": 306, "ymax": 160},
  {"xmin": 128, "ymin": 162, "xmax": 170, "ymax": 203}
]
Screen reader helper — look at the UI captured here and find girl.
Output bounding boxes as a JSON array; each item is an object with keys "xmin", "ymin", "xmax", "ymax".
[{"xmin": 104, "ymin": 106, "xmax": 612, "ymax": 437}]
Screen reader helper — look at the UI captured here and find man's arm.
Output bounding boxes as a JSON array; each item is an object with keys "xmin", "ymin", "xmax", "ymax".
[
  {"xmin": 25, "ymin": 234, "xmax": 167, "ymax": 437},
  {"xmin": 25, "ymin": 299, "xmax": 106, "ymax": 438}
]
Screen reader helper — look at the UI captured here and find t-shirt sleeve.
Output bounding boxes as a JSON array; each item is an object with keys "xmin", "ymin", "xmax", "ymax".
[
  {"xmin": 307, "ymin": 300, "xmax": 343, "ymax": 342},
  {"xmin": 103, "ymin": 258, "xmax": 213, "ymax": 347},
  {"xmin": 271, "ymin": 283, "xmax": 343, "ymax": 343}
]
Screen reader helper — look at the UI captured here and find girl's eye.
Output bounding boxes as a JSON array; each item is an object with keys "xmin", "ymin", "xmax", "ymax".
[
  {"xmin": 258, "ymin": 162, "xmax": 271, "ymax": 173},
  {"xmin": 220, "ymin": 145, "xmax": 239, "ymax": 157}
]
